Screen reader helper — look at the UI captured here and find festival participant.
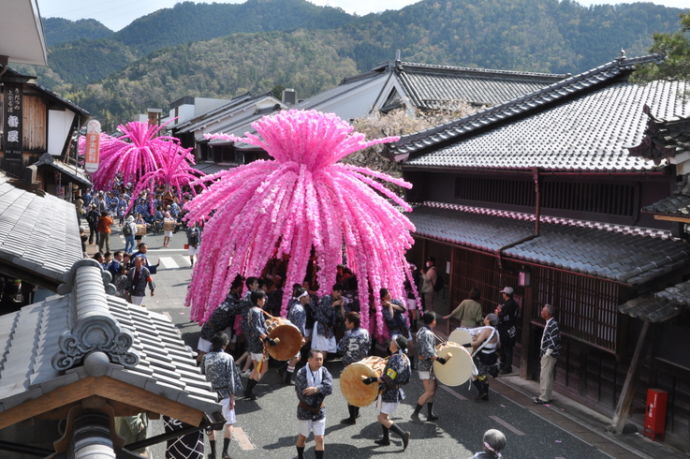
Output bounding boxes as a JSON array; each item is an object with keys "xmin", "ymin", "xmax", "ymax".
[
  {"xmin": 202, "ymin": 332, "xmax": 243, "ymax": 459},
  {"xmin": 127, "ymin": 256, "xmax": 155, "ymax": 306},
  {"xmin": 285, "ymin": 286, "xmax": 310, "ymax": 384},
  {"xmin": 123, "ymin": 215, "xmax": 137, "ymax": 254},
  {"xmin": 243, "ymin": 290, "xmax": 276, "ymax": 400},
  {"xmin": 311, "ymin": 284, "xmax": 345, "ymax": 355},
  {"xmin": 294, "ymin": 350, "xmax": 333, "ymax": 459},
  {"xmin": 162, "ymin": 211, "xmax": 176, "ymax": 248},
  {"xmin": 411, "ymin": 311, "xmax": 446, "ymax": 422},
  {"xmin": 443, "ymin": 287, "xmax": 483, "ymax": 328},
  {"xmin": 234, "ymin": 277, "xmax": 261, "ymax": 376},
  {"xmin": 363, "ymin": 335, "xmax": 411, "ymax": 450},
  {"xmin": 337, "ymin": 312, "xmax": 371, "ymax": 425},
  {"xmin": 381, "ymin": 288, "xmax": 410, "ymax": 339},
  {"xmin": 471, "ymin": 314, "xmax": 501, "ymax": 401},
  {"xmin": 196, "ymin": 277, "xmax": 244, "ymax": 363}
]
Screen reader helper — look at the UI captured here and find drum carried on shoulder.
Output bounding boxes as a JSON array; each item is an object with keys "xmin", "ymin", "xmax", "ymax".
[
  {"xmin": 340, "ymin": 356, "xmax": 387, "ymax": 407},
  {"xmin": 263, "ymin": 313, "xmax": 304, "ymax": 361}
]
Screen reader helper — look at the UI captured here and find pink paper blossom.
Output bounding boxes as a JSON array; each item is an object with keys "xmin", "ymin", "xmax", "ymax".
[
  {"xmin": 185, "ymin": 110, "xmax": 417, "ymax": 338},
  {"xmin": 79, "ymin": 121, "xmax": 195, "ymax": 192}
]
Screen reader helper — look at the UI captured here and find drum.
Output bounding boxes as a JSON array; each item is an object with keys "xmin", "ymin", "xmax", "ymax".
[
  {"xmin": 449, "ymin": 328, "xmax": 473, "ymax": 347},
  {"xmin": 163, "ymin": 220, "xmax": 176, "ymax": 232},
  {"xmin": 135, "ymin": 224, "xmax": 147, "ymax": 236},
  {"xmin": 433, "ymin": 342, "xmax": 474, "ymax": 387},
  {"xmin": 340, "ymin": 356, "xmax": 387, "ymax": 407},
  {"xmin": 264, "ymin": 317, "xmax": 303, "ymax": 361}
]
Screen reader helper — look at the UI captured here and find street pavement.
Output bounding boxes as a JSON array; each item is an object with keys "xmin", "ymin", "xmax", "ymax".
[{"xmin": 95, "ymin": 229, "xmax": 638, "ymax": 458}]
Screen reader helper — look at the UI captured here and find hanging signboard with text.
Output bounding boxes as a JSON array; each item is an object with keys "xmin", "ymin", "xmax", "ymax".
[
  {"xmin": 3, "ymin": 84, "xmax": 23, "ymax": 161},
  {"xmin": 84, "ymin": 120, "xmax": 101, "ymax": 173}
]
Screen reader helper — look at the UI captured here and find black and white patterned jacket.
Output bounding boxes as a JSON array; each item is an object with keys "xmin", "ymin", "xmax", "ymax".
[
  {"xmin": 337, "ymin": 328, "xmax": 371, "ymax": 365},
  {"xmin": 287, "ymin": 298, "xmax": 307, "ymax": 336},
  {"xmin": 380, "ymin": 351, "xmax": 411, "ymax": 403},
  {"xmin": 202, "ymin": 351, "xmax": 243, "ymax": 399},
  {"xmin": 540, "ymin": 318, "xmax": 561, "ymax": 358},
  {"xmin": 294, "ymin": 365, "xmax": 333, "ymax": 421},
  {"xmin": 415, "ymin": 326, "xmax": 437, "ymax": 372}
]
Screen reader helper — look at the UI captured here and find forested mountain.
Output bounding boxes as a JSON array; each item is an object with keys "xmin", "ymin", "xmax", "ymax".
[
  {"xmin": 42, "ymin": 18, "xmax": 113, "ymax": 47},
  {"xmin": 31, "ymin": 0, "xmax": 687, "ymax": 128},
  {"xmin": 113, "ymin": 0, "xmax": 355, "ymax": 53}
]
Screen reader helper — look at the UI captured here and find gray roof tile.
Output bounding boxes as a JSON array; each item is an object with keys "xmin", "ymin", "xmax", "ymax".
[
  {"xmin": 619, "ymin": 280, "xmax": 690, "ymax": 322},
  {"xmin": 410, "ymin": 205, "xmax": 689, "ymax": 285},
  {"xmin": 393, "ymin": 55, "xmax": 688, "ymax": 172},
  {"xmin": 0, "ymin": 260, "xmax": 220, "ymax": 418},
  {"xmin": 0, "ymin": 173, "xmax": 82, "ymax": 286}
]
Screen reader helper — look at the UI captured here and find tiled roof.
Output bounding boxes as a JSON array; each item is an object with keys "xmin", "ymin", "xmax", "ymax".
[
  {"xmin": 409, "ymin": 205, "xmax": 690, "ymax": 285},
  {"xmin": 391, "ymin": 55, "xmax": 689, "ymax": 172},
  {"xmin": 176, "ymin": 93, "xmax": 264, "ymax": 134},
  {"xmin": 0, "ymin": 172, "xmax": 82, "ymax": 287},
  {"xmin": 0, "ymin": 260, "xmax": 219, "ymax": 416},
  {"xmin": 420, "ymin": 201, "xmax": 673, "ymax": 239},
  {"xmin": 643, "ymin": 194, "xmax": 690, "ymax": 218},
  {"xmin": 34, "ymin": 153, "xmax": 91, "ymax": 187},
  {"xmin": 195, "ymin": 161, "xmax": 238, "ymax": 175},
  {"xmin": 629, "ymin": 107, "xmax": 690, "ymax": 163},
  {"xmin": 395, "ymin": 61, "xmax": 567, "ymax": 108},
  {"xmin": 619, "ymin": 280, "xmax": 690, "ymax": 323},
  {"xmin": 642, "ymin": 176, "xmax": 690, "ymax": 218}
]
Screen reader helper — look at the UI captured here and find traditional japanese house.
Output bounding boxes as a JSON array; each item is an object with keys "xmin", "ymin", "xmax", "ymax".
[
  {"xmin": 185, "ymin": 58, "xmax": 566, "ymax": 171},
  {"xmin": 386, "ymin": 53, "xmax": 690, "ymax": 446}
]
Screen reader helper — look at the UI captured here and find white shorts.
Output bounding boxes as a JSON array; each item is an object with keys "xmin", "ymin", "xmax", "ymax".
[
  {"xmin": 188, "ymin": 246, "xmax": 198, "ymax": 256},
  {"xmin": 131, "ymin": 295, "xmax": 145, "ymax": 305},
  {"xmin": 297, "ymin": 418, "xmax": 325, "ymax": 437},
  {"xmin": 220, "ymin": 398, "xmax": 236, "ymax": 425},
  {"xmin": 418, "ymin": 371, "xmax": 433, "ymax": 380},
  {"xmin": 197, "ymin": 337, "xmax": 212, "ymax": 353},
  {"xmin": 406, "ymin": 298, "xmax": 417, "ymax": 310},
  {"xmin": 250, "ymin": 352, "xmax": 265, "ymax": 362},
  {"xmin": 164, "ymin": 230, "xmax": 173, "ymax": 237},
  {"xmin": 380, "ymin": 401, "xmax": 399, "ymax": 415}
]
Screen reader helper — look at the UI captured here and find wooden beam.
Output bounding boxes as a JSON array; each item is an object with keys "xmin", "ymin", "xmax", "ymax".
[
  {"xmin": 92, "ymin": 377, "xmax": 204, "ymax": 426},
  {"xmin": 0, "ymin": 377, "xmax": 98, "ymax": 430},
  {"xmin": 653, "ymin": 214, "xmax": 690, "ymax": 224},
  {"xmin": 0, "ymin": 376, "xmax": 205, "ymax": 429},
  {"xmin": 610, "ymin": 320, "xmax": 650, "ymax": 434}
]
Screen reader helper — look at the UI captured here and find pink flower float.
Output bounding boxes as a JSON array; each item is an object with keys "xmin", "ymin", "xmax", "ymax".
[
  {"xmin": 80, "ymin": 121, "xmax": 195, "ymax": 192},
  {"xmin": 184, "ymin": 109, "xmax": 419, "ymax": 338},
  {"xmin": 127, "ymin": 141, "xmax": 206, "ymax": 215}
]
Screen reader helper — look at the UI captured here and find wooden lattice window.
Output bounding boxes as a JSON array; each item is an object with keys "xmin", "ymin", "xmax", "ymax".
[{"xmin": 533, "ymin": 267, "xmax": 620, "ymax": 352}]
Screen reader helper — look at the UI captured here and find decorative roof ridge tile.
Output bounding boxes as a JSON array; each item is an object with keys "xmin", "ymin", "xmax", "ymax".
[
  {"xmin": 52, "ymin": 260, "xmax": 139, "ymax": 372},
  {"xmin": 398, "ymin": 61, "xmax": 569, "ymax": 80},
  {"xmin": 390, "ymin": 54, "xmax": 664, "ymax": 159},
  {"xmin": 416, "ymin": 201, "xmax": 675, "ymax": 240}
]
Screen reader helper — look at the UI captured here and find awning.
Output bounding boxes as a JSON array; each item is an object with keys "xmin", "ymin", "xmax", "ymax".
[
  {"xmin": 410, "ymin": 205, "xmax": 690, "ymax": 285},
  {"xmin": 618, "ymin": 280, "xmax": 690, "ymax": 322},
  {"xmin": 34, "ymin": 153, "xmax": 91, "ymax": 187}
]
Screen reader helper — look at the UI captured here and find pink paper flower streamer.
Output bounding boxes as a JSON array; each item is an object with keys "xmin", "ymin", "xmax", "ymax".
[
  {"xmin": 126, "ymin": 141, "xmax": 206, "ymax": 215},
  {"xmin": 79, "ymin": 121, "xmax": 195, "ymax": 192},
  {"xmin": 185, "ymin": 110, "xmax": 417, "ymax": 338}
]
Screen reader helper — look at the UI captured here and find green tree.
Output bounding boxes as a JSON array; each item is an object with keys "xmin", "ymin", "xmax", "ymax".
[{"xmin": 632, "ymin": 13, "xmax": 690, "ymax": 82}]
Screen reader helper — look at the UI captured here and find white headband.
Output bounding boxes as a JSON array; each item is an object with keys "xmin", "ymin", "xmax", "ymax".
[
  {"xmin": 298, "ymin": 291, "xmax": 309, "ymax": 299},
  {"xmin": 484, "ymin": 442, "xmax": 501, "ymax": 457}
]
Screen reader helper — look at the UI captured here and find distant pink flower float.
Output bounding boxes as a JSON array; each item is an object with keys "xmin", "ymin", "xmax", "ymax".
[
  {"xmin": 185, "ymin": 109, "xmax": 418, "ymax": 337},
  {"xmin": 80, "ymin": 121, "xmax": 195, "ymax": 192},
  {"xmin": 127, "ymin": 141, "xmax": 206, "ymax": 214}
]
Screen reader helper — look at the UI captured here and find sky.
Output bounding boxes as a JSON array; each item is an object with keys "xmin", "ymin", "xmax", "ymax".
[{"xmin": 38, "ymin": 0, "xmax": 688, "ymax": 32}]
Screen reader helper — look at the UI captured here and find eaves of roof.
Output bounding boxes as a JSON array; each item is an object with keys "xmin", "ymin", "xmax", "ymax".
[
  {"xmin": 27, "ymin": 83, "xmax": 90, "ymax": 117},
  {"xmin": 410, "ymin": 203, "xmax": 688, "ymax": 286},
  {"xmin": 175, "ymin": 93, "xmax": 257, "ymax": 133},
  {"xmin": 389, "ymin": 54, "xmax": 664, "ymax": 159}
]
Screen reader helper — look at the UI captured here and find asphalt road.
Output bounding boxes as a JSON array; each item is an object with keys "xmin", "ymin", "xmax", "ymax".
[{"xmin": 107, "ymin": 230, "xmax": 610, "ymax": 459}]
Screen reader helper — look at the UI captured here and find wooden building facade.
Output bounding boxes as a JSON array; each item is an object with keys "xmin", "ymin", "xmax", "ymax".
[
  {"xmin": 0, "ymin": 65, "xmax": 90, "ymax": 198},
  {"xmin": 388, "ymin": 54, "xmax": 690, "ymax": 448}
]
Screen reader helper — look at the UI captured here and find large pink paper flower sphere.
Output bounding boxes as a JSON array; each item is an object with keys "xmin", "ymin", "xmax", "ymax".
[
  {"xmin": 79, "ymin": 121, "xmax": 195, "ymax": 192},
  {"xmin": 185, "ymin": 109, "xmax": 417, "ymax": 338}
]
